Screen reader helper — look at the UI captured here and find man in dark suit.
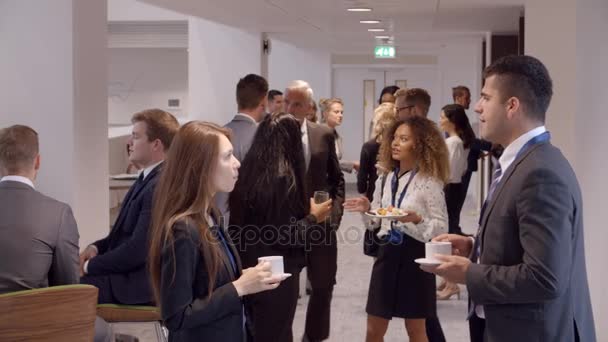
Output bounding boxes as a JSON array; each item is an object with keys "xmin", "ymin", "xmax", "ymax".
[
  {"xmin": 284, "ymin": 80, "xmax": 345, "ymax": 342},
  {"xmin": 0, "ymin": 124, "xmax": 112, "ymax": 342},
  {"xmin": 80, "ymin": 109, "xmax": 179, "ymax": 305},
  {"xmin": 423, "ymin": 55, "xmax": 596, "ymax": 342},
  {"xmin": 215, "ymin": 74, "xmax": 268, "ymax": 220}
]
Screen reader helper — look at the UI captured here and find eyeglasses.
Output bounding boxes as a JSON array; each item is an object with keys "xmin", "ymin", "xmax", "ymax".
[{"xmin": 396, "ymin": 105, "xmax": 414, "ymax": 113}]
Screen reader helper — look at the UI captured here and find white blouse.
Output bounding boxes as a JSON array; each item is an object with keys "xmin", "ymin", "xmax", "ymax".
[
  {"xmin": 363, "ymin": 170, "xmax": 448, "ymax": 243},
  {"xmin": 445, "ymin": 136, "xmax": 469, "ymax": 184}
]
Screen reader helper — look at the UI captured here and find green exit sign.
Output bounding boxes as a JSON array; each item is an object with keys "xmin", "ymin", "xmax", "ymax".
[{"xmin": 374, "ymin": 45, "xmax": 395, "ymax": 59}]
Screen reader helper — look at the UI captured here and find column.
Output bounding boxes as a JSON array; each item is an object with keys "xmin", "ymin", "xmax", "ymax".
[{"xmin": 0, "ymin": 0, "xmax": 109, "ymax": 247}]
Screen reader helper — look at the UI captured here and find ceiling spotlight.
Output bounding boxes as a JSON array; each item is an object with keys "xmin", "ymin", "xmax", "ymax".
[
  {"xmin": 375, "ymin": 35, "xmax": 390, "ymax": 39},
  {"xmin": 368, "ymin": 28, "xmax": 385, "ymax": 32},
  {"xmin": 360, "ymin": 20, "xmax": 381, "ymax": 24},
  {"xmin": 348, "ymin": 8, "xmax": 372, "ymax": 12}
]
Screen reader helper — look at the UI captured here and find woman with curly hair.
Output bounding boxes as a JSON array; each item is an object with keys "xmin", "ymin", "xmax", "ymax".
[{"xmin": 345, "ymin": 116, "xmax": 449, "ymax": 342}]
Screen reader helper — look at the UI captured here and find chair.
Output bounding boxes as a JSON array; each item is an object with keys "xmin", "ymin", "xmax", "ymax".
[
  {"xmin": 0, "ymin": 284, "xmax": 98, "ymax": 342},
  {"xmin": 97, "ymin": 304, "xmax": 166, "ymax": 342}
]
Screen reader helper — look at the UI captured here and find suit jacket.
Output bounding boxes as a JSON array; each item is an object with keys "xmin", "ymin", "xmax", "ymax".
[
  {"xmin": 357, "ymin": 138, "xmax": 380, "ymax": 201},
  {"xmin": 466, "ymin": 142, "xmax": 596, "ymax": 342},
  {"xmin": 88, "ymin": 164, "xmax": 162, "ymax": 304},
  {"xmin": 161, "ymin": 218, "xmax": 248, "ymax": 342},
  {"xmin": 305, "ymin": 121, "xmax": 345, "ymax": 229},
  {"xmin": 0, "ymin": 181, "xmax": 79, "ymax": 294},
  {"xmin": 216, "ymin": 114, "xmax": 259, "ymax": 219}
]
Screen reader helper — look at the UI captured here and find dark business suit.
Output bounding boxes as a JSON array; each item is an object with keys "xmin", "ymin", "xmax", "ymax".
[
  {"xmin": 161, "ymin": 218, "xmax": 247, "ymax": 342},
  {"xmin": 0, "ymin": 180, "xmax": 79, "ymax": 293},
  {"xmin": 303, "ymin": 120, "xmax": 345, "ymax": 341},
  {"xmin": 0, "ymin": 180, "xmax": 112, "ymax": 342},
  {"xmin": 467, "ymin": 141, "xmax": 596, "ymax": 342},
  {"xmin": 81, "ymin": 164, "xmax": 162, "ymax": 305},
  {"xmin": 357, "ymin": 139, "xmax": 380, "ymax": 201}
]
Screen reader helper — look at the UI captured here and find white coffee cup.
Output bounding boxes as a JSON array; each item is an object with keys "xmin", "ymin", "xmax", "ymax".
[
  {"xmin": 257, "ymin": 255, "xmax": 284, "ymax": 276},
  {"xmin": 425, "ymin": 242, "xmax": 452, "ymax": 262}
]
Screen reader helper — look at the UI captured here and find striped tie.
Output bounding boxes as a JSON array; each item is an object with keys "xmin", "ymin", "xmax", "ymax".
[{"xmin": 486, "ymin": 164, "xmax": 503, "ymax": 202}]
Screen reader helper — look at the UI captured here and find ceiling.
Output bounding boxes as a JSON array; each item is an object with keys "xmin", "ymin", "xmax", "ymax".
[{"xmin": 139, "ymin": 0, "xmax": 524, "ymax": 53}]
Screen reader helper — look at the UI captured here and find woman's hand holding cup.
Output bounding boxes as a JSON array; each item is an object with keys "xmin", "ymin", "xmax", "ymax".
[{"xmin": 232, "ymin": 261, "xmax": 284, "ymax": 297}]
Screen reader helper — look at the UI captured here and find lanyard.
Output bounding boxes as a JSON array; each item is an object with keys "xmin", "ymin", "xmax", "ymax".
[
  {"xmin": 391, "ymin": 168, "xmax": 417, "ymax": 208},
  {"xmin": 388, "ymin": 168, "xmax": 417, "ymax": 244}
]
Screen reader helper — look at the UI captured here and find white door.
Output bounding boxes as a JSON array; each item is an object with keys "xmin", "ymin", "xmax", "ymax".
[{"xmin": 332, "ymin": 66, "xmax": 439, "ymax": 183}]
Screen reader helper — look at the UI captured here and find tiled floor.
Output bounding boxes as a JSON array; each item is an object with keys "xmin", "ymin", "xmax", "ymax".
[{"xmin": 292, "ymin": 185, "xmax": 480, "ymax": 341}]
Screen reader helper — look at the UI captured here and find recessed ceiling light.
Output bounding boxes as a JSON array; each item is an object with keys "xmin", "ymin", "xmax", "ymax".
[
  {"xmin": 348, "ymin": 8, "xmax": 372, "ymax": 12},
  {"xmin": 375, "ymin": 35, "xmax": 390, "ymax": 39},
  {"xmin": 368, "ymin": 28, "xmax": 385, "ymax": 32},
  {"xmin": 360, "ymin": 20, "xmax": 381, "ymax": 24}
]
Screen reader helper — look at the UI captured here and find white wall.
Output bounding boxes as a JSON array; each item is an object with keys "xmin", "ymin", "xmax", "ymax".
[
  {"xmin": 527, "ymin": 0, "xmax": 608, "ymax": 338},
  {"xmin": 108, "ymin": 0, "xmax": 186, "ymax": 21},
  {"xmin": 188, "ymin": 17, "xmax": 261, "ymax": 125},
  {"xmin": 109, "ymin": 48, "xmax": 188, "ymax": 125},
  {"xmin": 0, "ymin": 0, "xmax": 109, "ymax": 247},
  {"xmin": 268, "ymin": 37, "xmax": 332, "ymax": 100}
]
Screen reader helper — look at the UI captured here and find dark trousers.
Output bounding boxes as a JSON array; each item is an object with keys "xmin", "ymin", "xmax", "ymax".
[
  {"xmin": 250, "ymin": 266, "xmax": 302, "ymax": 342},
  {"xmin": 81, "ymin": 274, "xmax": 117, "ymax": 304},
  {"xmin": 469, "ymin": 314, "xmax": 486, "ymax": 342},
  {"xmin": 445, "ymin": 183, "xmax": 464, "ymax": 235},
  {"xmin": 304, "ymin": 232, "xmax": 338, "ymax": 341},
  {"xmin": 426, "ymin": 317, "xmax": 446, "ymax": 342}
]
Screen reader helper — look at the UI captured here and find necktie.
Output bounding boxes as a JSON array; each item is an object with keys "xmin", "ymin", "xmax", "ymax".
[{"xmin": 473, "ymin": 163, "xmax": 502, "ymax": 262}]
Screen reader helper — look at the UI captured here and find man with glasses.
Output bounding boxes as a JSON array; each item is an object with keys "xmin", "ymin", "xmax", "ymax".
[{"xmin": 395, "ymin": 88, "xmax": 431, "ymax": 119}]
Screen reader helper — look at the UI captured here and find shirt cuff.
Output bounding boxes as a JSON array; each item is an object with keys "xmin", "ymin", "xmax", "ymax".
[{"xmin": 83, "ymin": 260, "xmax": 90, "ymax": 274}]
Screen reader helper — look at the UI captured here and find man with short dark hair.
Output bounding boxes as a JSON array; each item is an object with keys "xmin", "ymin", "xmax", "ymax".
[
  {"xmin": 267, "ymin": 89, "xmax": 284, "ymax": 115},
  {"xmin": 452, "ymin": 85, "xmax": 472, "ymax": 109},
  {"xmin": 216, "ymin": 74, "xmax": 269, "ymax": 220},
  {"xmin": 80, "ymin": 109, "xmax": 179, "ymax": 305},
  {"xmin": 0, "ymin": 125, "xmax": 112, "ymax": 342},
  {"xmin": 395, "ymin": 88, "xmax": 431, "ymax": 120},
  {"xmin": 424, "ymin": 55, "xmax": 596, "ymax": 342}
]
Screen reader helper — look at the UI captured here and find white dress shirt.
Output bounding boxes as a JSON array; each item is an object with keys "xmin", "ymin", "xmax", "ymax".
[
  {"xmin": 445, "ymin": 135, "xmax": 468, "ymax": 183},
  {"xmin": 0, "ymin": 175, "xmax": 35, "ymax": 189},
  {"xmin": 301, "ymin": 119, "xmax": 311, "ymax": 170},
  {"xmin": 474, "ymin": 125, "xmax": 546, "ymax": 319}
]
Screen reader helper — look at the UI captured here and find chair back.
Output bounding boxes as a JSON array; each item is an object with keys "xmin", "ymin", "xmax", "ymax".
[{"xmin": 0, "ymin": 284, "xmax": 98, "ymax": 341}]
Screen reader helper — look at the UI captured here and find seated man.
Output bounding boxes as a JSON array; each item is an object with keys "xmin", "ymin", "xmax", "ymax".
[
  {"xmin": 80, "ymin": 109, "xmax": 179, "ymax": 305},
  {"xmin": 0, "ymin": 124, "xmax": 111, "ymax": 342}
]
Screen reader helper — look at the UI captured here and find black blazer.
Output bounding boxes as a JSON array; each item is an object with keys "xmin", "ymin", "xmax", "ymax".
[
  {"xmin": 161, "ymin": 219, "xmax": 248, "ymax": 342},
  {"xmin": 357, "ymin": 139, "xmax": 380, "ymax": 201},
  {"xmin": 89, "ymin": 164, "xmax": 162, "ymax": 304},
  {"xmin": 305, "ymin": 121, "xmax": 345, "ymax": 229}
]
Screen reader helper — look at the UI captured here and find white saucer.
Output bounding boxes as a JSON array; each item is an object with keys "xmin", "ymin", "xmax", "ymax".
[{"xmin": 414, "ymin": 258, "xmax": 442, "ymax": 266}]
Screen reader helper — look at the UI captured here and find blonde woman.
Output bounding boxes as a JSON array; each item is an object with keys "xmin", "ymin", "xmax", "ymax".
[
  {"xmin": 345, "ymin": 116, "xmax": 449, "ymax": 342},
  {"xmin": 357, "ymin": 102, "xmax": 396, "ymax": 201},
  {"xmin": 319, "ymin": 97, "xmax": 359, "ymax": 173}
]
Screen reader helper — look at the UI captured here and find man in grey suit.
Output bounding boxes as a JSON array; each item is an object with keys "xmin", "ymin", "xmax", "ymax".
[
  {"xmin": 422, "ymin": 55, "xmax": 596, "ymax": 342},
  {"xmin": 216, "ymin": 74, "xmax": 268, "ymax": 219},
  {"xmin": 0, "ymin": 124, "xmax": 112, "ymax": 342}
]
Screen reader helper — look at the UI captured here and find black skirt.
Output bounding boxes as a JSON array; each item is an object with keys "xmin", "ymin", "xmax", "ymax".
[{"xmin": 366, "ymin": 232, "xmax": 437, "ymax": 319}]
